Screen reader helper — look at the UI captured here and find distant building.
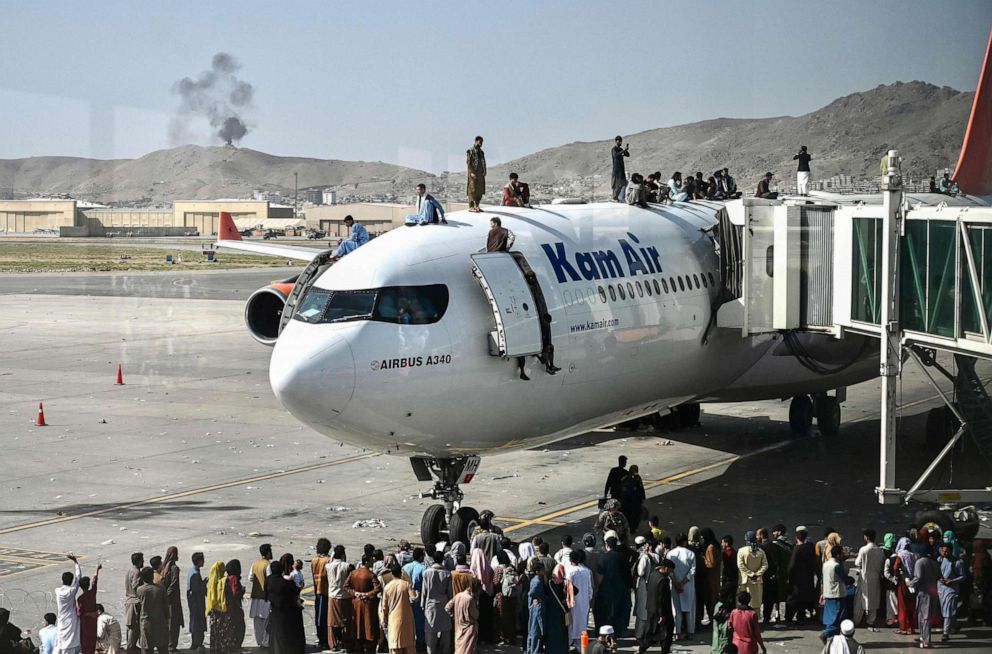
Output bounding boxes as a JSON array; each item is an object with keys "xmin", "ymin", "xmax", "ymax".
[
  {"xmin": 322, "ymin": 189, "xmax": 337, "ymax": 205},
  {"xmin": 302, "ymin": 188, "xmax": 323, "ymax": 205},
  {"xmin": 252, "ymin": 189, "xmax": 283, "ymax": 202}
]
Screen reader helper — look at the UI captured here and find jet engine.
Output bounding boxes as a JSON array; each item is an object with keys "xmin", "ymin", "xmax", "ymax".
[{"xmin": 245, "ymin": 281, "xmax": 296, "ymax": 345}]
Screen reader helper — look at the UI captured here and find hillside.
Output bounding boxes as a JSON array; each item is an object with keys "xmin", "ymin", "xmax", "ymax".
[
  {"xmin": 0, "ymin": 81, "xmax": 974, "ymax": 204},
  {"xmin": 487, "ymin": 81, "xmax": 972, "ymax": 194},
  {"xmin": 0, "ymin": 145, "xmax": 436, "ymax": 204}
]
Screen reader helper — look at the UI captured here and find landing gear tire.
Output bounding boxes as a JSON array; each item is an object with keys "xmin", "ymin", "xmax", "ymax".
[
  {"xmin": 447, "ymin": 506, "xmax": 479, "ymax": 545},
  {"xmin": 420, "ymin": 504, "xmax": 447, "ymax": 549},
  {"xmin": 789, "ymin": 395, "xmax": 814, "ymax": 436},
  {"xmin": 925, "ymin": 406, "xmax": 958, "ymax": 447},
  {"xmin": 675, "ymin": 403, "xmax": 701, "ymax": 428},
  {"xmin": 816, "ymin": 396, "xmax": 841, "ymax": 436}
]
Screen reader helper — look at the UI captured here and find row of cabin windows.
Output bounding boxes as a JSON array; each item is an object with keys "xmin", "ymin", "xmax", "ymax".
[{"xmin": 595, "ymin": 270, "xmax": 718, "ymax": 303}]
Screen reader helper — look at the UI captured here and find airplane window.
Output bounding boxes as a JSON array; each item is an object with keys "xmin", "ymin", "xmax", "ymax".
[
  {"xmin": 677, "ymin": 277, "xmax": 686, "ymax": 291},
  {"xmin": 701, "ymin": 274, "xmax": 708, "ymax": 288},
  {"xmin": 563, "ymin": 290, "xmax": 573, "ymax": 305},
  {"xmin": 661, "ymin": 279, "xmax": 668, "ymax": 293},
  {"xmin": 608, "ymin": 285, "xmax": 616, "ymax": 301},
  {"xmin": 654, "ymin": 279, "xmax": 662, "ymax": 295},
  {"xmin": 644, "ymin": 281, "xmax": 651, "ymax": 296},
  {"xmin": 295, "ymin": 289, "xmax": 332, "ymax": 322},
  {"xmin": 587, "ymin": 288, "xmax": 597, "ymax": 304},
  {"xmin": 693, "ymin": 274, "xmax": 700, "ymax": 289},
  {"xmin": 626, "ymin": 282, "xmax": 634, "ymax": 298},
  {"xmin": 598, "ymin": 286, "xmax": 607, "ymax": 303},
  {"xmin": 670, "ymin": 277, "xmax": 677, "ymax": 292},
  {"xmin": 709, "ymin": 271, "xmax": 717, "ymax": 286},
  {"xmin": 325, "ymin": 290, "xmax": 377, "ymax": 322},
  {"xmin": 374, "ymin": 285, "xmax": 449, "ymax": 324},
  {"xmin": 294, "ymin": 285, "xmax": 449, "ymax": 325},
  {"xmin": 618, "ymin": 284, "xmax": 626, "ymax": 300}
]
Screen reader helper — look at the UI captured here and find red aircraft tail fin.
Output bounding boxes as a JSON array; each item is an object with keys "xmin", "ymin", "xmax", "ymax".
[
  {"xmin": 953, "ymin": 29, "xmax": 992, "ymax": 196},
  {"xmin": 217, "ymin": 211, "xmax": 243, "ymax": 241}
]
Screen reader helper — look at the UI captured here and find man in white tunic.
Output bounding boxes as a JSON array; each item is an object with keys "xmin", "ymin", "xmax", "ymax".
[
  {"xmin": 632, "ymin": 537, "xmax": 660, "ymax": 648},
  {"xmin": 853, "ymin": 528, "xmax": 886, "ymax": 631},
  {"xmin": 55, "ymin": 554, "xmax": 82, "ymax": 654},
  {"xmin": 668, "ymin": 533, "xmax": 697, "ymax": 639},
  {"xmin": 565, "ymin": 550, "xmax": 593, "ymax": 652}
]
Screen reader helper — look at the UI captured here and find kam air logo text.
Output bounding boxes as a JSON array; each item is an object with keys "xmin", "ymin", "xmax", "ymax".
[{"xmin": 541, "ymin": 232, "xmax": 663, "ymax": 283}]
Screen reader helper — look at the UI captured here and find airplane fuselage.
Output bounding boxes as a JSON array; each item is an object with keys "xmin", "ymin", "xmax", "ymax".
[{"xmin": 268, "ymin": 202, "xmax": 870, "ymax": 456}]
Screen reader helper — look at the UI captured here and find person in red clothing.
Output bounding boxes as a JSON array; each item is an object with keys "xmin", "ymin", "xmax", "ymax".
[
  {"xmin": 501, "ymin": 173, "xmax": 530, "ymax": 208},
  {"xmin": 77, "ymin": 564, "xmax": 102, "ymax": 654},
  {"xmin": 728, "ymin": 591, "xmax": 766, "ymax": 654}
]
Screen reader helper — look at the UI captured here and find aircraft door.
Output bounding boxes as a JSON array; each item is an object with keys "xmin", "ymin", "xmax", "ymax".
[{"xmin": 471, "ymin": 252, "xmax": 544, "ymax": 357}]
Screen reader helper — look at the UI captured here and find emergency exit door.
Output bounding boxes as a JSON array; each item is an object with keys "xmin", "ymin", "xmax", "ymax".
[{"xmin": 471, "ymin": 252, "xmax": 544, "ymax": 357}]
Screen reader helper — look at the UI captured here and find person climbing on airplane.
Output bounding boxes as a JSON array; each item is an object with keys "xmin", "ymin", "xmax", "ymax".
[{"xmin": 331, "ymin": 216, "xmax": 369, "ymax": 260}]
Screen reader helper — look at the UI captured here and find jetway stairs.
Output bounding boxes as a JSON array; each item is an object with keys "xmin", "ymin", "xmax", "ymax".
[{"xmin": 712, "ymin": 153, "xmax": 992, "ymax": 504}]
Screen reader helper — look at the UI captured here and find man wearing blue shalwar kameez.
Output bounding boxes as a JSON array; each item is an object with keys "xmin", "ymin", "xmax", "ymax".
[
  {"xmin": 937, "ymin": 543, "xmax": 965, "ymax": 642},
  {"xmin": 402, "ymin": 549, "xmax": 429, "ymax": 651},
  {"xmin": 333, "ymin": 215, "xmax": 369, "ymax": 259},
  {"xmin": 405, "ymin": 184, "xmax": 447, "ymax": 226}
]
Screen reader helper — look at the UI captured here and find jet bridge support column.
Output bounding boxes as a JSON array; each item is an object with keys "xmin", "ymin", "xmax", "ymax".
[{"xmin": 877, "ymin": 150, "xmax": 904, "ymax": 504}]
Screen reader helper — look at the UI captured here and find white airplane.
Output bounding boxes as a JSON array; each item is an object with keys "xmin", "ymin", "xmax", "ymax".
[
  {"xmin": 215, "ymin": 202, "xmax": 877, "ymax": 546},
  {"xmin": 216, "ymin": 29, "xmax": 992, "ymax": 546}
]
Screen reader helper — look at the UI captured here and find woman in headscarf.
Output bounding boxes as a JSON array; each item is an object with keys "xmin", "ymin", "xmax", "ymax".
[
  {"xmin": 469, "ymin": 547, "xmax": 494, "ymax": 643},
  {"xmin": 266, "ymin": 557, "xmax": 305, "ymax": 654},
  {"xmin": 737, "ymin": 532, "xmax": 768, "ymax": 612},
  {"xmin": 699, "ymin": 528, "xmax": 720, "ymax": 625},
  {"xmin": 942, "ymin": 530, "xmax": 960, "ymax": 558},
  {"xmin": 517, "ymin": 542, "xmax": 536, "ymax": 568},
  {"xmin": 492, "ymin": 550, "xmax": 518, "ymax": 646},
  {"xmin": 208, "ymin": 560, "xmax": 245, "ymax": 654},
  {"xmin": 822, "ymin": 532, "xmax": 843, "ymax": 564},
  {"xmin": 891, "ymin": 537, "xmax": 917, "ymax": 635},
  {"xmin": 544, "ymin": 565, "xmax": 570, "ymax": 654}
]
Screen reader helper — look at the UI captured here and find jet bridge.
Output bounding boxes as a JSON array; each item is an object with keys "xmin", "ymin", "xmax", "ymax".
[{"xmin": 716, "ymin": 150, "xmax": 992, "ymax": 507}]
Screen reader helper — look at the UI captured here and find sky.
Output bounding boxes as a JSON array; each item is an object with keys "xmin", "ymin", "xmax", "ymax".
[{"xmin": 0, "ymin": 0, "xmax": 990, "ymax": 173}]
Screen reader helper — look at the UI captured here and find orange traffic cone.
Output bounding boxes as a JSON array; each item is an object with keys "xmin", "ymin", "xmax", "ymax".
[
  {"xmin": 115, "ymin": 364, "xmax": 124, "ymax": 385},
  {"xmin": 581, "ymin": 630, "xmax": 589, "ymax": 654},
  {"xmin": 36, "ymin": 402, "xmax": 47, "ymax": 427}
]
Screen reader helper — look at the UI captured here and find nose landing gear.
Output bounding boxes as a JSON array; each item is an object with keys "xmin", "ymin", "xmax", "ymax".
[{"xmin": 410, "ymin": 456, "xmax": 481, "ymax": 549}]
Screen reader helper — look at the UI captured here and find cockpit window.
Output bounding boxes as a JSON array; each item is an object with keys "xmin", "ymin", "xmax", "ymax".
[{"xmin": 292, "ymin": 284, "xmax": 449, "ymax": 325}]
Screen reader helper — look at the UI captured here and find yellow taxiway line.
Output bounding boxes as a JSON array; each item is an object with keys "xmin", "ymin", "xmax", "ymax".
[{"xmin": 0, "ymin": 452, "xmax": 380, "ymax": 536}]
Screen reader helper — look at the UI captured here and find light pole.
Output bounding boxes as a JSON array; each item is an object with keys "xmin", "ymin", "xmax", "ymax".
[{"xmin": 294, "ymin": 171, "xmax": 299, "ymax": 218}]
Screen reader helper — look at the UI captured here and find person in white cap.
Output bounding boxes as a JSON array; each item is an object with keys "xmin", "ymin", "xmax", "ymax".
[
  {"xmin": 588, "ymin": 625, "xmax": 616, "ymax": 654},
  {"xmin": 633, "ymin": 536, "xmax": 660, "ymax": 648},
  {"xmin": 822, "ymin": 619, "xmax": 865, "ymax": 654}
]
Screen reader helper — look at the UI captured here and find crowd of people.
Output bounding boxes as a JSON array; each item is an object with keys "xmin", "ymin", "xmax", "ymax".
[{"xmin": 0, "ymin": 458, "xmax": 988, "ymax": 654}]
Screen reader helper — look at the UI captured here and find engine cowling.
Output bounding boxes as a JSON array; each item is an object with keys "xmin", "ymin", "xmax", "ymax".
[{"xmin": 245, "ymin": 282, "xmax": 296, "ymax": 345}]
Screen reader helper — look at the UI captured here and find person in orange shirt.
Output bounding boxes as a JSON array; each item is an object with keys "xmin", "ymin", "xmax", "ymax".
[{"xmin": 311, "ymin": 538, "xmax": 332, "ymax": 651}]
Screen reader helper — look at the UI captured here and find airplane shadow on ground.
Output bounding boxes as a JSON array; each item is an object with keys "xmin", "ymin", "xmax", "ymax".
[
  {"xmin": 0, "ymin": 499, "xmax": 254, "ymax": 524},
  {"xmin": 525, "ymin": 407, "xmax": 989, "ymax": 552}
]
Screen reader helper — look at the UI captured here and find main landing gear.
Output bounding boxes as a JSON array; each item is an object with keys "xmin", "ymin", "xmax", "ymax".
[
  {"xmin": 788, "ymin": 391, "xmax": 843, "ymax": 436},
  {"xmin": 410, "ymin": 456, "xmax": 482, "ymax": 549}
]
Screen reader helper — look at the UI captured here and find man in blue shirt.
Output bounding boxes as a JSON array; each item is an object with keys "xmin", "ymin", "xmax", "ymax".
[
  {"xmin": 405, "ymin": 184, "xmax": 446, "ymax": 226},
  {"xmin": 39, "ymin": 613, "xmax": 57, "ymax": 654},
  {"xmin": 402, "ymin": 548, "xmax": 428, "ymax": 650},
  {"xmin": 332, "ymin": 215, "xmax": 369, "ymax": 259}
]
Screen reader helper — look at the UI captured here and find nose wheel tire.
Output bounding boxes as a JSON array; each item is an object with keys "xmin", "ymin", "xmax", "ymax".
[
  {"xmin": 447, "ymin": 506, "xmax": 480, "ymax": 546},
  {"xmin": 421, "ymin": 504, "xmax": 447, "ymax": 549},
  {"xmin": 789, "ymin": 395, "xmax": 814, "ymax": 436}
]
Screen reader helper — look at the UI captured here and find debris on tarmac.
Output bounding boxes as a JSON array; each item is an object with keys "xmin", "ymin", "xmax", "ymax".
[{"xmin": 352, "ymin": 519, "xmax": 386, "ymax": 529}]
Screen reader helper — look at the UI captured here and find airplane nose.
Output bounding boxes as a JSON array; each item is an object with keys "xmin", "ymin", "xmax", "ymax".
[{"xmin": 269, "ymin": 323, "xmax": 356, "ymax": 423}]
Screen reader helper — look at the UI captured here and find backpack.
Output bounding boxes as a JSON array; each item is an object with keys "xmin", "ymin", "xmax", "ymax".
[{"xmin": 501, "ymin": 566, "xmax": 519, "ymax": 597}]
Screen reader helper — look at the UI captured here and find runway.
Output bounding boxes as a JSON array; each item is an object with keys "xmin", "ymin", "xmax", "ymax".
[{"xmin": 0, "ymin": 267, "xmax": 989, "ymax": 654}]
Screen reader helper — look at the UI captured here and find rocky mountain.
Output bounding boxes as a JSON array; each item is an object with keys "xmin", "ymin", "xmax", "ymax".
[
  {"xmin": 0, "ymin": 81, "xmax": 973, "ymax": 204},
  {"xmin": 0, "ymin": 145, "xmax": 436, "ymax": 204},
  {"xmin": 486, "ymin": 81, "xmax": 972, "ymax": 196}
]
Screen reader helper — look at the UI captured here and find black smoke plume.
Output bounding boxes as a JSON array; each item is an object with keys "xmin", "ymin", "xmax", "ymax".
[{"xmin": 171, "ymin": 52, "xmax": 254, "ymax": 145}]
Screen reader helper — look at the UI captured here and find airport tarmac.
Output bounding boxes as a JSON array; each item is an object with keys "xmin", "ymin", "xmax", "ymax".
[{"xmin": 0, "ymin": 268, "xmax": 989, "ymax": 654}]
